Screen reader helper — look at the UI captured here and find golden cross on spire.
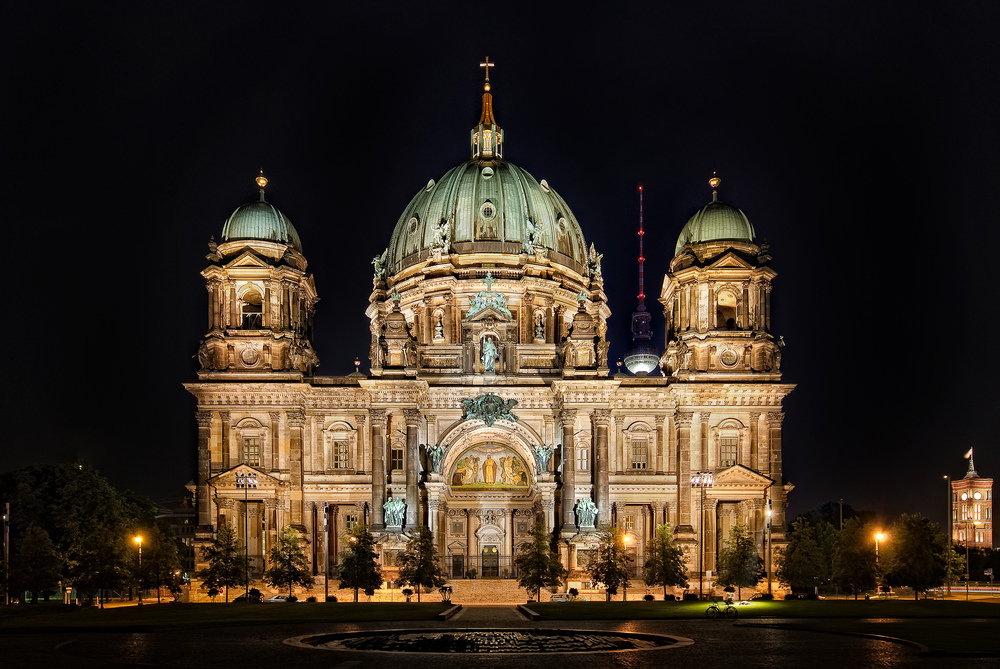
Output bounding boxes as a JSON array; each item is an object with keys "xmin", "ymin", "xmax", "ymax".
[{"xmin": 480, "ymin": 57, "xmax": 495, "ymax": 90}]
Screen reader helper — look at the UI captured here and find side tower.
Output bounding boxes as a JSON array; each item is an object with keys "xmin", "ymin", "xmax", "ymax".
[
  {"xmin": 197, "ymin": 172, "xmax": 319, "ymax": 379},
  {"xmin": 660, "ymin": 174, "xmax": 794, "ymax": 593},
  {"xmin": 952, "ymin": 450, "xmax": 994, "ymax": 549}
]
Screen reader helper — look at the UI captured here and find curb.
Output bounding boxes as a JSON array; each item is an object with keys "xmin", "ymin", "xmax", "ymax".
[
  {"xmin": 517, "ymin": 604, "xmax": 540, "ymax": 621},
  {"xmin": 437, "ymin": 604, "xmax": 463, "ymax": 620}
]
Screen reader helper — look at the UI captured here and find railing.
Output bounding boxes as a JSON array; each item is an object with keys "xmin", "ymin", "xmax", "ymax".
[{"xmin": 443, "ymin": 555, "xmax": 522, "ymax": 579}]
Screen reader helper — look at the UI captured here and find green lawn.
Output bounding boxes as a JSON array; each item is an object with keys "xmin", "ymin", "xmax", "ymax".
[
  {"xmin": 526, "ymin": 599, "xmax": 1000, "ymax": 621},
  {"xmin": 0, "ymin": 601, "xmax": 452, "ymax": 632}
]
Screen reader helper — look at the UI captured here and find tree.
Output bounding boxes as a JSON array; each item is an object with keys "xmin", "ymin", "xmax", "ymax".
[
  {"xmin": 264, "ymin": 525, "xmax": 314, "ymax": 598},
  {"xmin": 588, "ymin": 525, "xmax": 631, "ymax": 601},
  {"xmin": 142, "ymin": 522, "xmax": 182, "ymax": 604},
  {"xmin": 199, "ymin": 521, "xmax": 249, "ymax": 602},
  {"xmin": 831, "ymin": 518, "xmax": 877, "ymax": 599},
  {"xmin": 882, "ymin": 513, "xmax": 947, "ymax": 600},
  {"xmin": 776, "ymin": 517, "xmax": 827, "ymax": 592},
  {"xmin": 513, "ymin": 521, "xmax": 566, "ymax": 601},
  {"xmin": 396, "ymin": 526, "xmax": 446, "ymax": 602},
  {"xmin": 336, "ymin": 523, "xmax": 383, "ymax": 602},
  {"xmin": 12, "ymin": 525, "xmax": 62, "ymax": 603},
  {"xmin": 642, "ymin": 524, "xmax": 688, "ymax": 599},
  {"xmin": 716, "ymin": 522, "xmax": 764, "ymax": 599}
]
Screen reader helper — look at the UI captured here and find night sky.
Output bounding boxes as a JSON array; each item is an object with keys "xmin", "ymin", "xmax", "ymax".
[{"xmin": 5, "ymin": 3, "xmax": 998, "ymax": 532}]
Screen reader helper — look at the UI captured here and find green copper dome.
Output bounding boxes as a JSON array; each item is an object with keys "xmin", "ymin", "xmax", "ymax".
[
  {"xmin": 221, "ymin": 194, "xmax": 302, "ymax": 251},
  {"xmin": 674, "ymin": 200, "xmax": 755, "ymax": 256},
  {"xmin": 385, "ymin": 158, "xmax": 589, "ymax": 275}
]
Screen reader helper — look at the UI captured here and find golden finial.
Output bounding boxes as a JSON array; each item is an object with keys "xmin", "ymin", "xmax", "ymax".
[
  {"xmin": 709, "ymin": 171, "xmax": 721, "ymax": 202},
  {"xmin": 256, "ymin": 170, "xmax": 268, "ymax": 201},
  {"xmin": 480, "ymin": 57, "xmax": 494, "ymax": 91}
]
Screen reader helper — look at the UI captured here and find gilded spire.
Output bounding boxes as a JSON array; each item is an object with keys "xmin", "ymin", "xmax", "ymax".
[
  {"xmin": 256, "ymin": 169, "xmax": 268, "ymax": 202},
  {"xmin": 709, "ymin": 171, "xmax": 721, "ymax": 203},
  {"xmin": 472, "ymin": 58, "xmax": 502, "ymax": 159}
]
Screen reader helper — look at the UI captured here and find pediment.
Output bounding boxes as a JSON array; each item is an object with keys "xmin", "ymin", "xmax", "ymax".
[
  {"xmin": 708, "ymin": 252, "xmax": 754, "ymax": 270},
  {"xmin": 465, "ymin": 305, "xmax": 513, "ymax": 322},
  {"xmin": 712, "ymin": 464, "xmax": 774, "ymax": 488},
  {"xmin": 225, "ymin": 251, "xmax": 271, "ymax": 269},
  {"xmin": 208, "ymin": 465, "xmax": 286, "ymax": 492}
]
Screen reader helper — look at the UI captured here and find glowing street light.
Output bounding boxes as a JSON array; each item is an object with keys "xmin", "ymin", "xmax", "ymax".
[
  {"xmin": 134, "ymin": 536, "xmax": 143, "ymax": 605},
  {"xmin": 874, "ymin": 532, "xmax": 886, "ymax": 595},
  {"xmin": 348, "ymin": 534, "xmax": 360, "ymax": 602},
  {"xmin": 965, "ymin": 519, "xmax": 983, "ymax": 601}
]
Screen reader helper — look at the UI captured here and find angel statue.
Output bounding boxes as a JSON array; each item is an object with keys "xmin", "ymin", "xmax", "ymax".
[{"xmin": 523, "ymin": 218, "xmax": 542, "ymax": 254}]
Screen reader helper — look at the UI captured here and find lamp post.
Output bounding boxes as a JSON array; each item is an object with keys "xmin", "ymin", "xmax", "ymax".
[
  {"xmin": 235, "ymin": 471, "xmax": 258, "ymax": 600},
  {"xmin": 622, "ymin": 533, "xmax": 631, "ymax": 602},
  {"xmin": 965, "ymin": 519, "xmax": 983, "ymax": 601},
  {"xmin": 874, "ymin": 532, "xmax": 885, "ymax": 594},
  {"xmin": 766, "ymin": 496, "xmax": 773, "ymax": 596},
  {"xmin": 134, "ymin": 536, "xmax": 142, "ymax": 605},
  {"xmin": 691, "ymin": 472, "xmax": 714, "ymax": 600},
  {"xmin": 945, "ymin": 475, "xmax": 951, "ymax": 596},
  {"xmin": 349, "ymin": 534, "xmax": 359, "ymax": 602}
]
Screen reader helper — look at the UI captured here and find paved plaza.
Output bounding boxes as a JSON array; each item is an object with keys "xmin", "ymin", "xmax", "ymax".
[{"xmin": 4, "ymin": 605, "xmax": 997, "ymax": 668}]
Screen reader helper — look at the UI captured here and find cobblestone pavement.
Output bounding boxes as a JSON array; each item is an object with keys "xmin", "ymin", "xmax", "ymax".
[{"xmin": 10, "ymin": 611, "xmax": 1000, "ymax": 668}]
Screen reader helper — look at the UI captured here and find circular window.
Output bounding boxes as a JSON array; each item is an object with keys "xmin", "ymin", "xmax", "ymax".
[
  {"xmin": 540, "ymin": 179, "xmax": 550, "ymax": 193},
  {"xmin": 408, "ymin": 217, "xmax": 419, "ymax": 233},
  {"xmin": 557, "ymin": 217, "xmax": 568, "ymax": 235},
  {"xmin": 720, "ymin": 350, "xmax": 738, "ymax": 367},
  {"xmin": 480, "ymin": 201, "xmax": 496, "ymax": 220},
  {"xmin": 481, "ymin": 166, "xmax": 494, "ymax": 179},
  {"xmin": 962, "ymin": 493, "xmax": 968, "ymax": 500},
  {"xmin": 425, "ymin": 179, "xmax": 435, "ymax": 191},
  {"xmin": 974, "ymin": 492, "xmax": 982, "ymax": 500}
]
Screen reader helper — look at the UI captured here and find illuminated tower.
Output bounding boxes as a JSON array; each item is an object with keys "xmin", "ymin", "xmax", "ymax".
[
  {"xmin": 623, "ymin": 185, "xmax": 659, "ymax": 375},
  {"xmin": 951, "ymin": 450, "xmax": 994, "ymax": 548}
]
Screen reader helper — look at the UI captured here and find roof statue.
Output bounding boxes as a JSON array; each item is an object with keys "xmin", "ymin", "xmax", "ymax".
[
  {"xmin": 465, "ymin": 271, "xmax": 512, "ymax": 318},
  {"xmin": 461, "ymin": 392, "xmax": 519, "ymax": 427}
]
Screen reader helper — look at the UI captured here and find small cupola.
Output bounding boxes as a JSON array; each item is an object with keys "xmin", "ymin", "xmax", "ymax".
[{"xmin": 471, "ymin": 57, "xmax": 503, "ymax": 160}]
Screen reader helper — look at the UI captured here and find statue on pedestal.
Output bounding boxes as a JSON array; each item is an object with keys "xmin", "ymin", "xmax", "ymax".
[
  {"xmin": 576, "ymin": 497, "xmax": 598, "ymax": 529},
  {"xmin": 384, "ymin": 496, "xmax": 405, "ymax": 528}
]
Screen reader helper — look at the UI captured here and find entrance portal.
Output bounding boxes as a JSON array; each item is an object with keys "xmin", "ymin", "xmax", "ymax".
[{"xmin": 482, "ymin": 545, "xmax": 499, "ymax": 578}]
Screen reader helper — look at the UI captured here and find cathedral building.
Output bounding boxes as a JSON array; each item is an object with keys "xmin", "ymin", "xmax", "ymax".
[{"xmin": 185, "ymin": 66, "xmax": 794, "ymax": 595}]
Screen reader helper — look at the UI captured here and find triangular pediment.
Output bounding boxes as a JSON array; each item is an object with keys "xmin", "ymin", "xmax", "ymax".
[
  {"xmin": 712, "ymin": 464, "xmax": 774, "ymax": 488},
  {"xmin": 225, "ymin": 251, "xmax": 271, "ymax": 269},
  {"xmin": 208, "ymin": 465, "xmax": 286, "ymax": 493},
  {"xmin": 465, "ymin": 305, "xmax": 512, "ymax": 322},
  {"xmin": 708, "ymin": 251, "xmax": 754, "ymax": 270}
]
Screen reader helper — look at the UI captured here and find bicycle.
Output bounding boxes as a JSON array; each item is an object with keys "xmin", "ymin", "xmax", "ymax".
[{"xmin": 705, "ymin": 601, "xmax": 739, "ymax": 618}]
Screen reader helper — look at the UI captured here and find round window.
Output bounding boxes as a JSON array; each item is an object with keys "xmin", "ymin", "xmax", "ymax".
[
  {"xmin": 720, "ymin": 350, "xmax": 738, "ymax": 366},
  {"xmin": 408, "ymin": 217, "xmax": 419, "ymax": 233},
  {"xmin": 557, "ymin": 217, "xmax": 568, "ymax": 235},
  {"xmin": 481, "ymin": 166, "xmax": 494, "ymax": 179},
  {"xmin": 480, "ymin": 202, "xmax": 496, "ymax": 220},
  {"xmin": 974, "ymin": 492, "xmax": 982, "ymax": 500},
  {"xmin": 962, "ymin": 493, "xmax": 968, "ymax": 500}
]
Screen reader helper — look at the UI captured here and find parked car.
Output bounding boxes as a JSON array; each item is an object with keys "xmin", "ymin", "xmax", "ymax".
[
  {"xmin": 233, "ymin": 592, "xmax": 263, "ymax": 603},
  {"xmin": 264, "ymin": 595, "xmax": 299, "ymax": 603}
]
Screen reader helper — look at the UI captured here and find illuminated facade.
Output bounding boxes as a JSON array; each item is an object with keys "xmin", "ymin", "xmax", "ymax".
[
  {"xmin": 951, "ymin": 454, "xmax": 994, "ymax": 548},
  {"xmin": 186, "ymin": 68, "xmax": 794, "ymax": 596}
]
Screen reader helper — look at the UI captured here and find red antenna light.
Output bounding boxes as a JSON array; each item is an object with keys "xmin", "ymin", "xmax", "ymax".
[{"xmin": 637, "ymin": 185, "xmax": 645, "ymax": 307}]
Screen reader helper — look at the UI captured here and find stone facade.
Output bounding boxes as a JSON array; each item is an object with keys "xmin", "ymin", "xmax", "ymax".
[{"xmin": 186, "ymin": 72, "xmax": 794, "ymax": 598}]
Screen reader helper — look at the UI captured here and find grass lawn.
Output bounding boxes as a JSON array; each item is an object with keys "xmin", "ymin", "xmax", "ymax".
[
  {"xmin": 0, "ymin": 601, "xmax": 452, "ymax": 632},
  {"xmin": 526, "ymin": 599, "xmax": 1000, "ymax": 621}
]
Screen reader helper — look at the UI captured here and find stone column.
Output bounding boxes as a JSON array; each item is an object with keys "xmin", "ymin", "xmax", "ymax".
[
  {"xmin": 667, "ymin": 413, "xmax": 677, "ymax": 474},
  {"xmin": 370, "ymin": 409, "xmax": 387, "ymax": 529},
  {"xmin": 655, "ymin": 415, "xmax": 665, "ymax": 475},
  {"xmin": 560, "ymin": 409, "xmax": 578, "ymax": 533},
  {"xmin": 767, "ymin": 412, "xmax": 785, "ymax": 528},
  {"xmin": 288, "ymin": 410, "xmax": 305, "ymax": 527},
  {"xmin": 220, "ymin": 411, "xmax": 231, "ymax": 469},
  {"xmin": 615, "ymin": 415, "xmax": 625, "ymax": 475},
  {"xmin": 268, "ymin": 411, "xmax": 280, "ymax": 472},
  {"xmin": 466, "ymin": 509, "xmax": 476, "ymax": 566},
  {"xmin": 313, "ymin": 415, "xmax": 325, "ymax": 473},
  {"xmin": 676, "ymin": 413, "xmax": 693, "ymax": 526},
  {"xmin": 592, "ymin": 409, "xmax": 611, "ymax": 526},
  {"xmin": 403, "ymin": 409, "xmax": 421, "ymax": 528},
  {"xmin": 354, "ymin": 414, "xmax": 367, "ymax": 474},
  {"xmin": 196, "ymin": 411, "xmax": 213, "ymax": 527}
]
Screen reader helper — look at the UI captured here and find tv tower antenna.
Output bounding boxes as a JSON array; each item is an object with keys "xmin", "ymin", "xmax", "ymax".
[{"xmin": 637, "ymin": 185, "xmax": 646, "ymax": 310}]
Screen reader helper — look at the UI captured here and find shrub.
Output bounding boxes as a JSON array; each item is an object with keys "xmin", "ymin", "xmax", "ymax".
[
  {"xmin": 287, "ymin": 595, "xmax": 298, "ymax": 602},
  {"xmin": 759, "ymin": 593, "xmax": 773, "ymax": 601},
  {"xmin": 643, "ymin": 594, "xmax": 655, "ymax": 601},
  {"xmin": 465, "ymin": 569, "xmax": 477, "ymax": 579},
  {"xmin": 248, "ymin": 588, "xmax": 261, "ymax": 602},
  {"xmin": 568, "ymin": 587, "xmax": 579, "ymax": 597},
  {"xmin": 683, "ymin": 593, "xmax": 698, "ymax": 601},
  {"xmin": 804, "ymin": 593, "xmax": 818, "ymax": 600},
  {"xmin": 306, "ymin": 596, "xmax": 317, "ymax": 602},
  {"xmin": 325, "ymin": 595, "xmax": 337, "ymax": 602},
  {"xmin": 664, "ymin": 594, "xmax": 676, "ymax": 601}
]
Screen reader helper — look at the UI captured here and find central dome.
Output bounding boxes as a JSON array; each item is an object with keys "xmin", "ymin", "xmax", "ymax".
[{"xmin": 385, "ymin": 159, "xmax": 588, "ymax": 275}]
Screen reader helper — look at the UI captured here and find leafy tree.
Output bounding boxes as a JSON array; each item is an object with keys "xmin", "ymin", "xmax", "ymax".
[
  {"xmin": 882, "ymin": 513, "xmax": 947, "ymax": 600},
  {"xmin": 513, "ymin": 521, "xmax": 567, "ymax": 601},
  {"xmin": 776, "ymin": 517, "xmax": 827, "ymax": 592},
  {"xmin": 396, "ymin": 526, "xmax": 446, "ymax": 602},
  {"xmin": 199, "ymin": 521, "xmax": 249, "ymax": 602},
  {"xmin": 831, "ymin": 518, "xmax": 877, "ymax": 599},
  {"xmin": 588, "ymin": 525, "xmax": 631, "ymax": 601},
  {"xmin": 944, "ymin": 544, "xmax": 966, "ymax": 590},
  {"xmin": 642, "ymin": 524, "xmax": 688, "ymax": 599},
  {"xmin": 142, "ymin": 521, "xmax": 182, "ymax": 604},
  {"xmin": 336, "ymin": 523, "xmax": 383, "ymax": 602},
  {"xmin": 74, "ymin": 526, "xmax": 129, "ymax": 608},
  {"xmin": 264, "ymin": 525, "xmax": 314, "ymax": 598},
  {"xmin": 716, "ymin": 521, "xmax": 764, "ymax": 599},
  {"xmin": 12, "ymin": 525, "xmax": 62, "ymax": 603}
]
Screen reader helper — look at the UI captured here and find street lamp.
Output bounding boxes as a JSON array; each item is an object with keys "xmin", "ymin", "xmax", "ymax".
[
  {"xmin": 622, "ymin": 534, "xmax": 631, "ymax": 602},
  {"xmin": 235, "ymin": 470, "xmax": 258, "ymax": 600},
  {"xmin": 691, "ymin": 472, "xmax": 714, "ymax": 600},
  {"xmin": 766, "ymin": 496, "xmax": 773, "ymax": 596},
  {"xmin": 348, "ymin": 534, "xmax": 360, "ymax": 602},
  {"xmin": 134, "ymin": 536, "xmax": 142, "ymax": 605},
  {"xmin": 874, "ymin": 532, "xmax": 885, "ymax": 594},
  {"xmin": 965, "ymin": 519, "xmax": 983, "ymax": 601},
  {"xmin": 944, "ymin": 475, "xmax": 951, "ymax": 596}
]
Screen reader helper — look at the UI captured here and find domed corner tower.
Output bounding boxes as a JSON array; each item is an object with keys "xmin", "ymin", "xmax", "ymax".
[
  {"xmin": 659, "ymin": 174, "xmax": 782, "ymax": 381},
  {"xmin": 366, "ymin": 72, "xmax": 610, "ymax": 380},
  {"xmin": 196, "ymin": 172, "xmax": 320, "ymax": 380}
]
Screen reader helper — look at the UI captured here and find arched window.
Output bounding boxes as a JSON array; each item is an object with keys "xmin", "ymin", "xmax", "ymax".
[
  {"xmin": 716, "ymin": 288, "xmax": 739, "ymax": 330},
  {"xmin": 240, "ymin": 288, "xmax": 263, "ymax": 330}
]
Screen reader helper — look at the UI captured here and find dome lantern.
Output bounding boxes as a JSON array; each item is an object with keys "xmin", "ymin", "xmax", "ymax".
[{"xmin": 471, "ymin": 57, "xmax": 503, "ymax": 160}]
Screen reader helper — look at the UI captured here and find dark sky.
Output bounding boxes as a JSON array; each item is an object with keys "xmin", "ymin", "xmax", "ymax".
[{"xmin": 4, "ymin": 3, "xmax": 998, "ymax": 530}]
